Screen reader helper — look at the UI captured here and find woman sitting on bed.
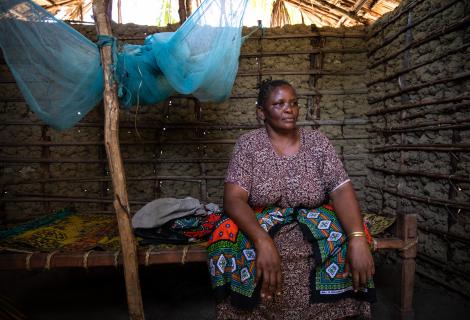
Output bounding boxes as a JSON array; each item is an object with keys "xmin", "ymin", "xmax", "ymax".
[{"xmin": 207, "ymin": 79, "xmax": 375, "ymax": 319}]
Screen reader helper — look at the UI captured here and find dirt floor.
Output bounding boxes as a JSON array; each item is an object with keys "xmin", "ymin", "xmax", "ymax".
[{"xmin": 0, "ymin": 262, "xmax": 469, "ymax": 320}]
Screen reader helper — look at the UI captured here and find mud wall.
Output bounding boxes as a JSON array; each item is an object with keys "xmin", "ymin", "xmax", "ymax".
[
  {"xmin": 0, "ymin": 24, "xmax": 369, "ymax": 224},
  {"xmin": 365, "ymin": 0, "xmax": 470, "ymax": 296}
]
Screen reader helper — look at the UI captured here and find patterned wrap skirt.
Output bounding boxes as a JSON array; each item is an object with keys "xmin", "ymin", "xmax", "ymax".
[{"xmin": 208, "ymin": 206, "xmax": 374, "ymax": 320}]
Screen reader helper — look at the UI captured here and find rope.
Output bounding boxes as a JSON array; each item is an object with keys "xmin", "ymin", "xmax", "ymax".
[
  {"xmin": 113, "ymin": 249, "xmax": 121, "ymax": 268},
  {"xmin": 45, "ymin": 250, "xmax": 59, "ymax": 270},
  {"xmin": 82, "ymin": 250, "xmax": 93, "ymax": 269},
  {"xmin": 242, "ymin": 25, "xmax": 261, "ymax": 41},
  {"xmin": 0, "ymin": 247, "xmax": 36, "ymax": 271},
  {"xmin": 181, "ymin": 245, "xmax": 189, "ymax": 265},
  {"xmin": 400, "ymin": 237, "xmax": 419, "ymax": 251},
  {"xmin": 370, "ymin": 238, "xmax": 378, "ymax": 252},
  {"xmin": 0, "ymin": 246, "xmax": 33, "ymax": 253},
  {"xmin": 25, "ymin": 252, "xmax": 33, "ymax": 271},
  {"xmin": 96, "ymin": 34, "xmax": 122, "ymax": 93},
  {"xmin": 145, "ymin": 245, "xmax": 155, "ymax": 267}
]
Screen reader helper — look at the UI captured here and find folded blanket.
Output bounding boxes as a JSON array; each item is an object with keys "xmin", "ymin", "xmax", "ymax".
[{"xmin": 207, "ymin": 205, "xmax": 376, "ymax": 310}]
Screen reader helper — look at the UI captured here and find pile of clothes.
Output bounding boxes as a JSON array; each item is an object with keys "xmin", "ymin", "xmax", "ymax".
[{"xmin": 132, "ymin": 197, "xmax": 222, "ymax": 245}]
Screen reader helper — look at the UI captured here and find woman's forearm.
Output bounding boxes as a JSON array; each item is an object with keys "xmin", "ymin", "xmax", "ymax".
[
  {"xmin": 330, "ymin": 182, "xmax": 365, "ymax": 236},
  {"xmin": 331, "ymin": 181, "xmax": 374, "ymax": 290},
  {"xmin": 223, "ymin": 182, "xmax": 282, "ymax": 298},
  {"xmin": 223, "ymin": 183, "xmax": 271, "ymax": 246}
]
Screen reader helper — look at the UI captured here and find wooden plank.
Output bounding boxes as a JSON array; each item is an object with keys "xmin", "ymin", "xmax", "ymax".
[{"xmin": 0, "ymin": 247, "xmax": 208, "ymax": 270}]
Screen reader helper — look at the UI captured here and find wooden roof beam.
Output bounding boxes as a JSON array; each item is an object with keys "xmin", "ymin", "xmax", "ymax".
[
  {"xmin": 285, "ymin": 0, "xmax": 343, "ymax": 22},
  {"xmin": 315, "ymin": 0, "xmax": 369, "ymax": 24},
  {"xmin": 43, "ymin": 0, "xmax": 81, "ymax": 10},
  {"xmin": 337, "ymin": 0, "xmax": 368, "ymax": 26}
]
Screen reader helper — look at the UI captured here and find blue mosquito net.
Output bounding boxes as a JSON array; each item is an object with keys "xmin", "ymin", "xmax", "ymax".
[{"xmin": 0, "ymin": 0, "xmax": 248, "ymax": 130}]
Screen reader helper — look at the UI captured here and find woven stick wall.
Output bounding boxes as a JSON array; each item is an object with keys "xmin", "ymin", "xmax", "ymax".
[
  {"xmin": 365, "ymin": 0, "xmax": 470, "ymax": 298},
  {"xmin": 0, "ymin": 24, "xmax": 370, "ymax": 224}
]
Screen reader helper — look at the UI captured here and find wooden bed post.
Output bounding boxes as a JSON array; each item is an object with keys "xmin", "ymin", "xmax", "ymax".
[
  {"xmin": 396, "ymin": 212, "xmax": 417, "ymax": 320},
  {"xmin": 92, "ymin": 1, "xmax": 145, "ymax": 319}
]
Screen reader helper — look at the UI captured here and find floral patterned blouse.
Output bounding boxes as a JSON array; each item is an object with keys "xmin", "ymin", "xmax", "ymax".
[{"xmin": 225, "ymin": 127, "xmax": 349, "ymax": 208}]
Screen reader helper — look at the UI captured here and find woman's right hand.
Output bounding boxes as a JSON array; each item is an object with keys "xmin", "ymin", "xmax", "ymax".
[
  {"xmin": 254, "ymin": 235, "xmax": 282, "ymax": 300},
  {"xmin": 223, "ymin": 184, "xmax": 282, "ymax": 300}
]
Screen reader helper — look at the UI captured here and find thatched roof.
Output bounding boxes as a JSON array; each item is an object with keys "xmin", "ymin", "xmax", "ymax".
[{"xmin": 34, "ymin": 0, "xmax": 400, "ymax": 27}]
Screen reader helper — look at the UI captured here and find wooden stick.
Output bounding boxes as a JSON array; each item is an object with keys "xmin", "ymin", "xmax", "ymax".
[
  {"xmin": 367, "ymin": 42, "xmax": 470, "ymax": 86},
  {"xmin": 368, "ymin": 71, "xmax": 470, "ymax": 104},
  {"xmin": 369, "ymin": 123, "xmax": 470, "ymax": 133},
  {"xmin": 239, "ymin": 48, "xmax": 367, "ymax": 57},
  {"xmin": 396, "ymin": 212, "xmax": 417, "ymax": 318},
  {"xmin": 0, "ymin": 118, "xmax": 370, "ymax": 128},
  {"xmin": 366, "ymin": 95, "xmax": 470, "ymax": 116},
  {"xmin": 178, "ymin": 0, "xmax": 187, "ymax": 23},
  {"xmin": 369, "ymin": 15, "xmax": 470, "ymax": 69},
  {"xmin": 231, "ymin": 89, "xmax": 367, "ymax": 98},
  {"xmin": 367, "ymin": 165, "xmax": 470, "ymax": 183},
  {"xmin": 0, "ymin": 157, "xmax": 230, "ymax": 164},
  {"xmin": 237, "ymin": 69, "xmax": 364, "ymax": 76},
  {"xmin": 337, "ymin": 0, "xmax": 368, "ymax": 26},
  {"xmin": 0, "ymin": 196, "xmax": 147, "ymax": 205},
  {"xmin": 0, "ymin": 135, "xmax": 369, "ymax": 147},
  {"xmin": 418, "ymin": 226, "xmax": 470, "ymax": 246},
  {"xmin": 368, "ymin": 0, "xmax": 461, "ymax": 56},
  {"xmin": 369, "ymin": 143, "xmax": 470, "ymax": 153},
  {"xmin": 367, "ymin": 118, "xmax": 470, "ymax": 133},
  {"xmin": 403, "ymin": 102, "xmax": 470, "ymax": 120},
  {"xmin": 4, "ymin": 88, "xmax": 367, "ymax": 104},
  {"xmin": 3, "ymin": 171, "xmax": 367, "ymax": 187},
  {"xmin": 314, "ymin": 0, "xmax": 369, "ymax": 24},
  {"xmin": 119, "ymin": 31, "xmax": 366, "ymax": 41},
  {"xmin": 282, "ymin": 0, "xmax": 343, "ymax": 24},
  {"xmin": 367, "ymin": 0, "xmax": 424, "ymax": 39},
  {"xmin": 1, "ymin": 155, "xmax": 368, "ymax": 166},
  {"xmin": 92, "ymin": 1, "xmax": 144, "ymax": 319},
  {"xmin": 366, "ymin": 184, "xmax": 470, "ymax": 210},
  {"xmin": 0, "ymin": 248, "xmax": 208, "ymax": 270}
]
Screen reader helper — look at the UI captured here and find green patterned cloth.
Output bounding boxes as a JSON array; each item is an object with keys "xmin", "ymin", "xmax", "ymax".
[{"xmin": 207, "ymin": 205, "xmax": 376, "ymax": 310}]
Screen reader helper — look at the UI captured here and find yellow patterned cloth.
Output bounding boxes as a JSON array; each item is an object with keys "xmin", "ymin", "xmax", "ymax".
[
  {"xmin": 0, "ymin": 211, "xmax": 121, "ymax": 252},
  {"xmin": 363, "ymin": 213, "xmax": 396, "ymax": 236}
]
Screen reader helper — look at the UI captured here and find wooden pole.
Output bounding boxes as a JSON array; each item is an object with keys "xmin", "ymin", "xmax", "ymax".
[
  {"xmin": 366, "ymin": 94, "xmax": 470, "ymax": 116},
  {"xmin": 368, "ymin": 0, "xmax": 460, "ymax": 56},
  {"xmin": 369, "ymin": 15, "xmax": 470, "ymax": 69},
  {"xmin": 92, "ymin": 1, "xmax": 145, "ymax": 319},
  {"xmin": 178, "ymin": 0, "xmax": 187, "ymax": 23}
]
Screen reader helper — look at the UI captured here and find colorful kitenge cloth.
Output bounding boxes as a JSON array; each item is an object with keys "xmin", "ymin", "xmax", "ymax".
[
  {"xmin": 207, "ymin": 205, "xmax": 376, "ymax": 310},
  {"xmin": 135, "ymin": 210, "xmax": 223, "ymax": 245},
  {"xmin": 0, "ymin": 209, "xmax": 121, "ymax": 252}
]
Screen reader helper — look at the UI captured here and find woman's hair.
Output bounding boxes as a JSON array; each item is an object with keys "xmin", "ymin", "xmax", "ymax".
[{"xmin": 256, "ymin": 79, "xmax": 294, "ymax": 109}]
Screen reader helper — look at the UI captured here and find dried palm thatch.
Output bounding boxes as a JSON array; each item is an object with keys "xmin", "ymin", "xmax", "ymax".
[
  {"xmin": 33, "ymin": 0, "xmax": 400, "ymax": 27},
  {"xmin": 271, "ymin": 0, "xmax": 291, "ymax": 27},
  {"xmin": 270, "ymin": 0, "xmax": 400, "ymax": 27},
  {"xmin": 35, "ymin": 0, "xmax": 92, "ymax": 21}
]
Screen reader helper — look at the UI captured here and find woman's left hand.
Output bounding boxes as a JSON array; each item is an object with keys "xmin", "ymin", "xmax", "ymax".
[{"xmin": 342, "ymin": 236, "xmax": 375, "ymax": 292}]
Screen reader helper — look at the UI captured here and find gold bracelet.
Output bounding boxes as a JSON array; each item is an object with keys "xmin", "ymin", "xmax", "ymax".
[{"xmin": 348, "ymin": 231, "xmax": 366, "ymax": 238}]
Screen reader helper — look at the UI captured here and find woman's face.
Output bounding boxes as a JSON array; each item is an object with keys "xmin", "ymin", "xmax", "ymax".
[{"xmin": 258, "ymin": 84, "xmax": 299, "ymax": 132}]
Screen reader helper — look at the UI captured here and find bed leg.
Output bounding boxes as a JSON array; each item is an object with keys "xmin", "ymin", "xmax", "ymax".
[{"xmin": 396, "ymin": 212, "xmax": 417, "ymax": 320}]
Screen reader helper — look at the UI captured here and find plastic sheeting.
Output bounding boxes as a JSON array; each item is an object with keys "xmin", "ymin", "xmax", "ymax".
[{"xmin": 0, "ymin": 0, "xmax": 248, "ymax": 130}]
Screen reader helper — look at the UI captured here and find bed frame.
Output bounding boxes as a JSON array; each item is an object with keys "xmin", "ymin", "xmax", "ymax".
[{"xmin": 0, "ymin": 211, "xmax": 417, "ymax": 320}]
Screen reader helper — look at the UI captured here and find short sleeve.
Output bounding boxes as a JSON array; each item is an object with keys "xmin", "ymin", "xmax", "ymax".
[
  {"xmin": 321, "ymin": 136, "xmax": 350, "ymax": 194},
  {"xmin": 225, "ymin": 137, "xmax": 253, "ymax": 194}
]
